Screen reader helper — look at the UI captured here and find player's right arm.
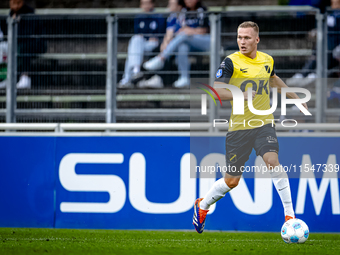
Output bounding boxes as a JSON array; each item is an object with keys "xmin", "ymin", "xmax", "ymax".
[
  {"xmin": 213, "ymin": 57, "xmax": 234, "ymax": 100},
  {"xmin": 213, "ymin": 57, "xmax": 255, "ymax": 101},
  {"xmin": 214, "ymin": 82, "xmax": 255, "ymax": 101},
  {"xmin": 213, "ymin": 82, "xmax": 233, "ymax": 100}
]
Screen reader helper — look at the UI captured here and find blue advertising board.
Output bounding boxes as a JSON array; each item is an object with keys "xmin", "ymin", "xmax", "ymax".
[
  {"xmin": 0, "ymin": 137, "xmax": 56, "ymax": 228},
  {"xmin": 0, "ymin": 135, "xmax": 339, "ymax": 232}
]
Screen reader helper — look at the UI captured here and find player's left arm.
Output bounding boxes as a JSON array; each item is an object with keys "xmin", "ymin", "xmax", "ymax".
[{"xmin": 269, "ymin": 74, "xmax": 308, "ymax": 112}]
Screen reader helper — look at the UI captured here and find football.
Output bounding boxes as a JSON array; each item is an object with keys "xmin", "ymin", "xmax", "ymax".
[{"xmin": 281, "ymin": 218, "xmax": 309, "ymax": 244}]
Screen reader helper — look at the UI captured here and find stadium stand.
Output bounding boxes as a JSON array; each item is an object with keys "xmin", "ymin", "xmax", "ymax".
[
  {"xmin": 0, "ymin": 3, "xmax": 335, "ymax": 124},
  {"xmin": 0, "ymin": 0, "xmax": 279, "ymax": 9}
]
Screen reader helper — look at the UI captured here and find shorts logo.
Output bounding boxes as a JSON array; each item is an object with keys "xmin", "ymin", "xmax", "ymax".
[
  {"xmin": 216, "ymin": 69, "xmax": 222, "ymax": 78},
  {"xmin": 266, "ymin": 136, "xmax": 277, "ymax": 143},
  {"xmin": 229, "ymin": 153, "xmax": 237, "ymax": 163}
]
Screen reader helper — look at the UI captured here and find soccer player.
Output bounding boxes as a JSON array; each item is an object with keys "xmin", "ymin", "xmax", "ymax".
[{"xmin": 193, "ymin": 21, "xmax": 308, "ymax": 234}]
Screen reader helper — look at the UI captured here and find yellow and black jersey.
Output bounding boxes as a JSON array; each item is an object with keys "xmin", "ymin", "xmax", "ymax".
[{"xmin": 215, "ymin": 51, "xmax": 275, "ymax": 132}]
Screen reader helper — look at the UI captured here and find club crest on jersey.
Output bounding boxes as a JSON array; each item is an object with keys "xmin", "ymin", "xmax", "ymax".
[
  {"xmin": 229, "ymin": 153, "xmax": 237, "ymax": 163},
  {"xmin": 216, "ymin": 69, "xmax": 222, "ymax": 78}
]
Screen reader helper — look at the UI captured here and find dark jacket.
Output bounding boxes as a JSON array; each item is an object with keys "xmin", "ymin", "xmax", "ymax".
[
  {"xmin": 10, "ymin": 3, "xmax": 46, "ymax": 55},
  {"xmin": 9, "ymin": 3, "xmax": 34, "ymax": 17}
]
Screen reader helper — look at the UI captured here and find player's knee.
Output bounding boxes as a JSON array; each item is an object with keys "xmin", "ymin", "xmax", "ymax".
[
  {"xmin": 225, "ymin": 177, "xmax": 239, "ymax": 189},
  {"xmin": 265, "ymin": 157, "xmax": 279, "ymax": 169}
]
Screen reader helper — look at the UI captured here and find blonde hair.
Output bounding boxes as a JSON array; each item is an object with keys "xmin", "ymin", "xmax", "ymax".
[{"xmin": 238, "ymin": 21, "xmax": 259, "ymax": 35}]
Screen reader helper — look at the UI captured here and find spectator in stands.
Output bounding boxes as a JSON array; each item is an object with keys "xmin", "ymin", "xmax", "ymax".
[
  {"xmin": 10, "ymin": 0, "xmax": 35, "ymax": 89},
  {"xmin": 0, "ymin": 0, "xmax": 34, "ymax": 89},
  {"xmin": 9, "ymin": 0, "xmax": 33, "ymax": 19},
  {"xmin": 327, "ymin": 79, "xmax": 340, "ymax": 107},
  {"xmin": 287, "ymin": 0, "xmax": 340, "ymax": 86},
  {"xmin": 118, "ymin": 0, "xmax": 166, "ymax": 89},
  {"xmin": 0, "ymin": 27, "xmax": 7, "ymax": 89},
  {"xmin": 143, "ymin": 0, "xmax": 210, "ymax": 88},
  {"xmin": 137, "ymin": 0, "xmax": 186, "ymax": 88},
  {"xmin": 160, "ymin": 0, "xmax": 186, "ymax": 53},
  {"xmin": 328, "ymin": 42, "xmax": 340, "ymax": 107},
  {"xmin": 289, "ymin": 0, "xmax": 331, "ymax": 13}
]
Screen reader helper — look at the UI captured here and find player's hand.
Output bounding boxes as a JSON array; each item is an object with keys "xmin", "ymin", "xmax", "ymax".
[
  {"xmin": 243, "ymin": 90, "xmax": 256, "ymax": 101},
  {"xmin": 301, "ymin": 102, "xmax": 308, "ymax": 113}
]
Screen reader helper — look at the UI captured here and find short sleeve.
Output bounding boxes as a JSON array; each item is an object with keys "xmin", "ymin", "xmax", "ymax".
[
  {"xmin": 270, "ymin": 57, "xmax": 275, "ymax": 76},
  {"xmin": 270, "ymin": 66, "xmax": 275, "ymax": 77},
  {"xmin": 215, "ymin": 57, "xmax": 234, "ymax": 84},
  {"xmin": 166, "ymin": 13, "xmax": 177, "ymax": 30}
]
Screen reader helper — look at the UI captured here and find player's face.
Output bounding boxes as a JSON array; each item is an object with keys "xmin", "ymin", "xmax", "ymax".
[
  {"xmin": 140, "ymin": 0, "xmax": 154, "ymax": 13},
  {"xmin": 237, "ymin": 27, "xmax": 260, "ymax": 58}
]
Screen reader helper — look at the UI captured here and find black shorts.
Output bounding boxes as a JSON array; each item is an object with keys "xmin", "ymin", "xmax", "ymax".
[{"xmin": 225, "ymin": 124, "xmax": 279, "ymax": 176}]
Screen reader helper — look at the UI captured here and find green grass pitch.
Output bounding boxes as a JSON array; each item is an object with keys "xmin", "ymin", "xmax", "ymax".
[{"xmin": 0, "ymin": 228, "xmax": 339, "ymax": 255}]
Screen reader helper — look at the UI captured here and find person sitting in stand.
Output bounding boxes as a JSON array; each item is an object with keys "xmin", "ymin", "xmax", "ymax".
[
  {"xmin": 118, "ymin": 0, "xmax": 166, "ymax": 89},
  {"xmin": 137, "ymin": 0, "xmax": 186, "ymax": 88},
  {"xmin": 286, "ymin": 0, "xmax": 340, "ymax": 86},
  {"xmin": 143, "ymin": 0, "xmax": 210, "ymax": 88},
  {"xmin": 0, "ymin": 27, "xmax": 7, "ymax": 89},
  {"xmin": 1, "ymin": 0, "xmax": 35, "ymax": 89}
]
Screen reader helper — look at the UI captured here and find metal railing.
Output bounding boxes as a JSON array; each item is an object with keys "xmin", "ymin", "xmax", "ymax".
[
  {"xmin": 0, "ymin": 6, "xmax": 338, "ymax": 124},
  {"xmin": 1, "ymin": 122, "xmax": 340, "ymax": 133}
]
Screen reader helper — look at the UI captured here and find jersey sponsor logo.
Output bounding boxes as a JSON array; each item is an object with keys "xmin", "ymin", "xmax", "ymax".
[
  {"xmin": 240, "ymin": 68, "xmax": 248, "ymax": 73},
  {"xmin": 240, "ymin": 79, "xmax": 268, "ymax": 95},
  {"xmin": 216, "ymin": 69, "xmax": 223, "ymax": 78},
  {"xmin": 265, "ymin": 65, "xmax": 271, "ymax": 73}
]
